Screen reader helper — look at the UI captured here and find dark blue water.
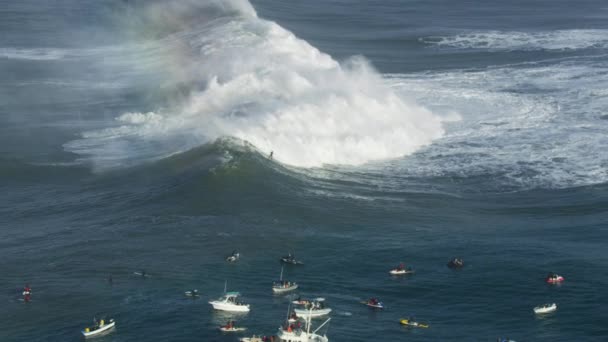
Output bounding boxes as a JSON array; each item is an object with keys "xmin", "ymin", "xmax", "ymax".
[{"xmin": 2, "ymin": 1, "xmax": 608, "ymax": 341}]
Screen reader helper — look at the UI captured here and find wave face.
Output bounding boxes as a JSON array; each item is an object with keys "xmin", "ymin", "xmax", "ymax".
[{"xmin": 63, "ymin": 0, "xmax": 444, "ymax": 170}]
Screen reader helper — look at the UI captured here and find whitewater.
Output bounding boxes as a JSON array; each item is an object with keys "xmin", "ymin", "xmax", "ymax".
[{"xmin": 64, "ymin": 0, "xmax": 444, "ymax": 169}]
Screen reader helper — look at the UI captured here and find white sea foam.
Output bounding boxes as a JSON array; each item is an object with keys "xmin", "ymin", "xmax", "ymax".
[
  {"xmin": 65, "ymin": 6, "xmax": 444, "ymax": 169},
  {"xmin": 384, "ymin": 59, "xmax": 608, "ymax": 190},
  {"xmin": 0, "ymin": 47, "xmax": 68, "ymax": 60},
  {"xmin": 422, "ymin": 29, "xmax": 608, "ymax": 51}
]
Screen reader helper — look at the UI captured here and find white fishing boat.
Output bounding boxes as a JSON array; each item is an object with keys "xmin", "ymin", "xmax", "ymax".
[
  {"xmin": 273, "ymin": 266, "xmax": 298, "ymax": 293},
  {"xmin": 277, "ymin": 308, "xmax": 331, "ymax": 342},
  {"xmin": 81, "ymin": 318, "xmax": 115, "ymax": 338},
  {"xmin": 534, "ymin": 303, "xmax": 557, "ymax": 314},
  {"xmin": 209, "ymin": 281, "xmax": 250, "ymax": 312},
  {"xmin": 209, "ymin": 291, "xmax": 250, "ymax": 312},
  {"xmin": 294, "ymin": 298, "xmax": 331, "ymax": 318}
]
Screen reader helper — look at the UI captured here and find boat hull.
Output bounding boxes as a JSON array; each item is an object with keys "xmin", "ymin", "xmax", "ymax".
[
  {"xmin": 210, "ymin": 301, "xmax": 250, "ymax": 312},
  {"xmin": 390, "ymin": 269, "xmax": 414, "ymax": 275},
  {"xmin": 220, "ymin": 327, "xmax": 247, "ymax": 332},
  {"xmin": 546, "ymin": 276, "xmax": 564, "ymax": 284},
  {"xmin": 534, "ymin": 303, "xmax": 557, "ymax": 314},
  {"xmin": 273, "ymin": 284, "xmax": 298, "ymax": 293},
  {"xmin": 81, "ymin": 321, "xmax": 116, "ymax": 338},
  {"xmin": 294, "ymin": 308, "xmax": 332, "ymax": 317},
  {"xmin": 364, "ymin": 303, "xmax": 384, "ymax": 309},
  {"xmin": 278, "ymin": 329, "xmax": 328, "ymax": 342},
  {"xmin": 399, "ymin": 319, "xmax": 429, "ymax": 328}
]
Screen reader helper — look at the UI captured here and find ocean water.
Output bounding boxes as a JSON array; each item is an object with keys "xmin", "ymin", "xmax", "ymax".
[{"xmin": 1, "ymin": 0, "xmax": 608, "ymax": 341}]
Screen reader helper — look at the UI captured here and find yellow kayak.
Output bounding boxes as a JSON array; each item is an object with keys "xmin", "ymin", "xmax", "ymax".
[{"xmin": 400, "ymin": 318, "xmax": 429, "ymax": 328}]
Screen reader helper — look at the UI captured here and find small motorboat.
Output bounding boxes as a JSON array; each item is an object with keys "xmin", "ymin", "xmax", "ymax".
[
  {"xmin": 226, "ymin": 251, "xmax": 240, "ymax": 262},
  {"xmin": 280, "ymin": 253, "xmax": 304, "ymax": 265},
  {"xmin": 209, "ymin": 291, "xmax": 250, "ymax": 312},
  {"xmin": 447, "ymin": 258, "xmax": 464, "ymax": 269},
  {"xmin": 389, "ymin": 263, "xmax": 415, "ymax": 275},
  {"xmin": 545, "ymin": 273, "xmax": 564, "ymax": 284},
  {"xmin": 219, "ymin": 321, "xmax": 247, "ymax": 332},
  {"xmin": 534, "ymin": 303, "xmax": 557, "ymax": 314},
  {"xmin": 277, "ymin": 316, "xmax": 330, "ymax": 342},
  {"xmin": 273, "ymin": 280, "xmax": 298, "ymax": 293},
  {"xmin": 362, "ymin": 298, "xmax": 384, "ymax": 309},
  {"xmin": 185, "ymin": 290, "xmax": 200, "ymax": 297},
  {"xmin": 400, "ymin": 318, "xmax": 429, "ymax": 328},
  {"xmin": 272, "ymin": 266, "xmax": 298, "ymax": 293},
  {"xmin": 294, "ymin": 298, "xmax": 331, "ymax": 318},
  {"xmin": 81, "ymin": 318, "xmax": 116, "ymax": 338}
]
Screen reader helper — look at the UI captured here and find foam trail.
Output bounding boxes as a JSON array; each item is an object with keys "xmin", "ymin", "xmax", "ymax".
[
  {"xmin": 65, "ymin": 1, "xmax": 444, "ymax": 170},
  {"xmin": 422, "ymin": 29, "xmax": 608, "ymax": 51},
  {"xmin": 385, "ymin": 58, "xmax": 608, "ymax": 190}
]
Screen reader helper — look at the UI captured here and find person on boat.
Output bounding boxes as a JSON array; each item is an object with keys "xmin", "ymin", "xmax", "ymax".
[
  {"xmin": 398, "ymin": 263, "xmax": 405, "ymax": 270},
  {"xmin": 141, "ymin": 270, "xmax": 147, "ymax": 278},
  {"xmin": 270, "ymin": 151, "xmax": 274, "ymax": 159},
  {"xmin": 23, "ymin": 284, "xmax": 32, "ymax": 302},
  {"xmin": 191, "ymin": 289, "xmax": 198, "ymax": 296}
]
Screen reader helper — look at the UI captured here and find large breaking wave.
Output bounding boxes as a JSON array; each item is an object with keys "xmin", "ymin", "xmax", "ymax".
[{"xmin": 64, "ymin": 0, "xmax": 444, "ymax": 170}]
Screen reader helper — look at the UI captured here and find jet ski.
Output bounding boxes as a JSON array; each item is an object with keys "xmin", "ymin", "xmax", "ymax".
[
  {"xmin": 545, "ymin": 273, "xmax": 564, "ymax": 284},
  {"xmin": 362, "ymin": 298, "xmax": 384, "ymax": 309},
  {"xmin": 226, "ymin": 251, "xmax": 240, "ymax": 262},
  {"xmin": 400, "ymin": 318, "xmax": 429, "ymax": 328},
  {"xmin": 447, "ymin": 258, "xmax": 464, "ymax": 269}
]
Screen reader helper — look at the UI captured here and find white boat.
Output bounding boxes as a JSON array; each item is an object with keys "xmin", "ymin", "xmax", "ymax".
[
  {"xmin": 277, "ymin": 311, "xmax": 331, "ymax": 342},
  {"xmin": 240, "ymin": 336, "xmax": 265, "ymax": 342},
  {"xmin": 534, "ymin": 303, "xmax": 557, "ymax": 314},
  {"xmin": 81, "ymin": 318, "xmax": 116, "ymax": 338},
  {"xmin": 209, "ymin": 292, "xmax": 250, "ymax": 312},
  {"xmin": 273, "ymin": 266, "xmax": 298, "ymax": 293},
  {"xmin": 294, "ymin": 298, "xmax": 331, "ymax": 318}
]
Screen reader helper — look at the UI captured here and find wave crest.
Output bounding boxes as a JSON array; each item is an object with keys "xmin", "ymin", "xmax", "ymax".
[{"xmin": 66, "ymin": 5, "xmax": 444, "ymax": 170}]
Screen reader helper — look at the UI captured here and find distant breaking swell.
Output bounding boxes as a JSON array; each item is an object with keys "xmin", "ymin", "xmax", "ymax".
[{"xmin": 63, "ymin": 0, "xmax": 445, "ymax": 171}]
